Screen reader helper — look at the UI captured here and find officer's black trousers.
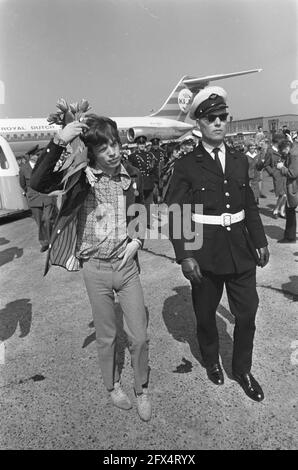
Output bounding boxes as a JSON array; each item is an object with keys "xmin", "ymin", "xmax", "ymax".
[
  {"xmin": 284, "ymin": 204, "xmax": 297, "ymax": 241},
  {"xmin": 191, "ymin": 268, "xmax": 259, "ymax": 375}
]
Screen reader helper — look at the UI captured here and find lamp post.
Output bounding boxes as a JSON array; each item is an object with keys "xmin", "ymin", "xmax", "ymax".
[{"xmin": 229, "ymin": 115, "xmax": 233, "ymax": 133}]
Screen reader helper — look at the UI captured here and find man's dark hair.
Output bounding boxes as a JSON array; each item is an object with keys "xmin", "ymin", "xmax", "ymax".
[
  {"xmin": 166, "ymin": 142, "xmax": 180, "ymax": 160},
  {"xmin": 81, "ymin": 114, "xmax": 120, "ymax": 148},
  {"xmin": 278, "ymin": 139, "xmax": 291, "ymax": 153},
  {"xmin": 80, "ymin": 114, "xmax": 121, "ymax": 166}
]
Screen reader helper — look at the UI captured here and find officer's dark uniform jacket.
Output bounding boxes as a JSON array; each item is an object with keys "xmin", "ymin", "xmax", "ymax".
[
  {"xmin": 151, "ymin": 147, "xmax": 166, "ymax": 189},
  {"xmin": 129, "ymin": 149, "xmax": 158, "ymax": 191},
  {"xmin": 19, "ymin": 161, "xmax": 56, "ymax": 207},
  {"xmin": 166, "ymin": 143, "xmax": 268, "ymax": 275},
  {"xmin": 151, "ymin": 148, "xmax": 166, "ymax": 168},
  {"xmin": 30, "ymin": 140, "xmax": 145, "ymax": 276}
]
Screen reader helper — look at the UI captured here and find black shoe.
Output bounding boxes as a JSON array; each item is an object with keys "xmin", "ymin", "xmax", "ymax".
[
  {"xmin": 260, "ymin": 194, "xmax": 267, "ymax": 198},
  {"xmin": 272, "ymin": 213, "xmax": 278, "ymax": 219},
  {"xmin": 277, "ymin": 238, "xmax": 296, "ymax": 244},
  {"xmin": 40, "ymin": 244, "xmax": 49, "ymax": 252},
  {"xmin": 206, "ymin": 363, "xmax": 224, "ymax": 385},
  {"xmin": 233, "ymin": 372, "xmax": 264, "ymax": 402}
]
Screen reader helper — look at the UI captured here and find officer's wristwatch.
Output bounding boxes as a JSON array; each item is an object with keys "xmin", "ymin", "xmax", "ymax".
[{"xmin": 53, "ymin": 134, "xmax": 68, "ymax": 148}]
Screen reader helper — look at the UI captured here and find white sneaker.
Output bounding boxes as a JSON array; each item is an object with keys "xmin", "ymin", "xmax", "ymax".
[
  {"xmin": 110, "ymin": 382, "xmax": 132, "ymax": 410},
  {"xmin": 136, "ymin": 388, "xmax": 152, "ymax": 421}
]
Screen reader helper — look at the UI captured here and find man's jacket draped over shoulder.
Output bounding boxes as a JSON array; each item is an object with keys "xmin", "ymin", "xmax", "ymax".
[
  {"xmin": 30, "ymin": 140, "xmax": 145, "ymax": 275},
  {"xmin": 166, "ymin": 142, "xmax": 268, "ymax": 275}
]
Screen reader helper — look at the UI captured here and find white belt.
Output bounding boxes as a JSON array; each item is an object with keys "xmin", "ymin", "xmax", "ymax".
[{"xmin": 191, "ymin": 210, "xmax": 245, "ymax": 227}]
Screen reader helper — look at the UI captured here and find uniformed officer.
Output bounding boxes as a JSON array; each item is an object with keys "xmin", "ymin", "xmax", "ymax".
[
  {"xmin": 129, "ymin": 136, "xmax": 158, "ymax": 225},
  {"xmin": 167, "ymin": 86, "xmax": 270, "ymax": 402},
  {"xmin": 150, "ymin": 137, "xmax": 166, "ymax": 203},
  {"xmin": 19, "ymin": 145, "xmax": 57, "ymax": 252},
  {"xmin": 179, "ymin": 136, "xmax": 195, "ymax": 157}
]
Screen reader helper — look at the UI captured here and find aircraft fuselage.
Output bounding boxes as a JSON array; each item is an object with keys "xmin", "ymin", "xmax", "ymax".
[{"xmin": 0, "ymin": 117, "xmax": 193, "ymax": 156}]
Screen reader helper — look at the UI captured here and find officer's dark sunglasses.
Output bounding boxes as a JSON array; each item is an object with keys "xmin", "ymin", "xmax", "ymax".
[{"xmin": 205, "ymin": 113, "xmax": 229, "ymax": 123}]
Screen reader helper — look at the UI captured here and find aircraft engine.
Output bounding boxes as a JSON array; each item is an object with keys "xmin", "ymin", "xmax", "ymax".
[
  {"xmin": 127, "ymin": 127, "xmax": 181, "ymax": 142},
  {"xmin": 127, "ymin": 128, "xmax": 148, "ymax": 142}
]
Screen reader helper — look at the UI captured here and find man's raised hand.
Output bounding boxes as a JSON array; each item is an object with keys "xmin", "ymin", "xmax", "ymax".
[{"xmin": 58, "ymin": 121, "xmax": 89, "ymax": 144}]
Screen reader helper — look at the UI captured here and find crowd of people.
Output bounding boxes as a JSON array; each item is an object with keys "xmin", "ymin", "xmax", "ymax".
[{"xmin": 17, "ymin": 87, "xmax": 298, "ymax": 423}]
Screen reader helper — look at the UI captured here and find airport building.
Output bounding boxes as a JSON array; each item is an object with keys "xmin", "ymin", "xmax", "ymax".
[{"xmin": 226, "ymin": 114, "xmax": 298, "ymax": 136}]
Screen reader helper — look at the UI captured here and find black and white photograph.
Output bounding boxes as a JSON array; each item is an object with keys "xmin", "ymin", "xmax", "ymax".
[{"xmin": 0, "ymin": 0, "xmax": 297, "ymax": 455}]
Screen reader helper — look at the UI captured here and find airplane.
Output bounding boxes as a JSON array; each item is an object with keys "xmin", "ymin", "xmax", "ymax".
[{"xmin": 0, "ymin": 68, "xmax": 261, "ymax": 157}]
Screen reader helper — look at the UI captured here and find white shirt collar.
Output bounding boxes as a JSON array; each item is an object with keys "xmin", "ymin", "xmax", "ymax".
[
  {"xmin": 85, "ymin": 164, "xmax": 131, "ymax": 190},
  {"xmin": 202, "ymin": 141, "xmax": 225, "ymax": 158},
  {"xmin": 246, "ymin": 151, "xmax": 257, "ymax": 158}
]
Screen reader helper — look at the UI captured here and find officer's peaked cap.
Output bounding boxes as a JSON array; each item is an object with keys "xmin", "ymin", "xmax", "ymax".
[
  {"xmin": 181, "ymin": 135, "xmax": 195, "ymax": 144},
  {"xmin": 135, "ymin": 135, "xmax": 147, "ymax": 144},
  {"xmin": 189, "ymin": 86, "xmax": 228, "ymax": 120},
  {"xmin": 26, "ymin": 144, "xmax": 40, "ymax": 156}
]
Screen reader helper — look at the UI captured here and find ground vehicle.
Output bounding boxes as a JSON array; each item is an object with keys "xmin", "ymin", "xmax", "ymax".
[{"xmin": 0, "ymin": 136, "xmax": 29, "ymax": 217}]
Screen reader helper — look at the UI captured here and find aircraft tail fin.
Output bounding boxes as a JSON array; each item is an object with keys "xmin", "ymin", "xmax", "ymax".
[
  {"xmin": 150, "ymin": 69, "xmax": 262, "ymax": 121},
  {"xmin": 150, "ymin": 75, "xmax": 194, "ymax": 122}
]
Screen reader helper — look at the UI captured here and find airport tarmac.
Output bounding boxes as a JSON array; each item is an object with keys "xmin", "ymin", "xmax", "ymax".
[{"xmin": 0, "ymin": 174, "xmax": 297, "ymax": 450}]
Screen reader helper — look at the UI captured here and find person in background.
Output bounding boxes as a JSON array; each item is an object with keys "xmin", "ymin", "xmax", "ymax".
[
  {"xmin": 129, "ymin": 135, "xmax": 158, "ymax": 227},
  {"xmin": 161, "ymin": 142, "xmax": 181, "ymax": 203},
  {"xmin": 282, "ymin": 125, "xmax": 293, "ymax": 143},
  {"xmin": 150, "ymin": 137, "xmax": 166, "ymax": 203},
  {"xmin": 255, "ymin": 125, "xmax": 265, "ymax": 146},
  {"xmin": 245, "ymin": 142, "xmax": 262, "ymax": 204},
  {"xmin": 167, "ymin": 86, "xmax": 269, "ymax": 402},
  {"xmin": 19, "ymin": 145, "xmax": 57, "ymax": 252},
  {"xmin": 179, "ymin": 136, "xmax": 195, "ymax": 157},
  {"xmin": 278, "ymin": 142, "xmax": 298, "ymax": 243},
  {"xmin": 264, "ymin": 135, "xmax": 287, "ymax": 218},
  {"xmin": 16, "ymin": 154, "xmax": 28, "ymax": 167},
  {"xmin": 30, "ymin": 116, "xmax": 152, "ymax": 422},
  {"xmin": 257, "ymin": 139, "xmax": 269, "ymax": 198}
]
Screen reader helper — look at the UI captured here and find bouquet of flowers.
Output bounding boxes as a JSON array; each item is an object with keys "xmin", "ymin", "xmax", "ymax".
[{"xmin": 47, "ymin": 98, "xmax": 92, "ymax": 191}]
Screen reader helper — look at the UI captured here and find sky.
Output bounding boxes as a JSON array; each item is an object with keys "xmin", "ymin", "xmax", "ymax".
[{"xmin": 0, "ymin": 0, "xmax": 297, "ymax": 120}]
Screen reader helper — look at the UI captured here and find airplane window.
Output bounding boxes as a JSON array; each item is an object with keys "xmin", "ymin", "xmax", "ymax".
[{"xmin": 0, "ymin": 147, "xmax": 9, "ymax": 169}]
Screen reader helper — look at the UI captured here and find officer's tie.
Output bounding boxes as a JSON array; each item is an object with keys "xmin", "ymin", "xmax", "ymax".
[{"xmin": 212, "ymin": 147, "xmax": 223, "ymax": 174}]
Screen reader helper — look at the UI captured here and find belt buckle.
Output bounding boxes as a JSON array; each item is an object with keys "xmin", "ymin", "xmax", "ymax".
[{"xmin": 222, "ymin": 213, "xmax": 231, "ymax": 226}]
